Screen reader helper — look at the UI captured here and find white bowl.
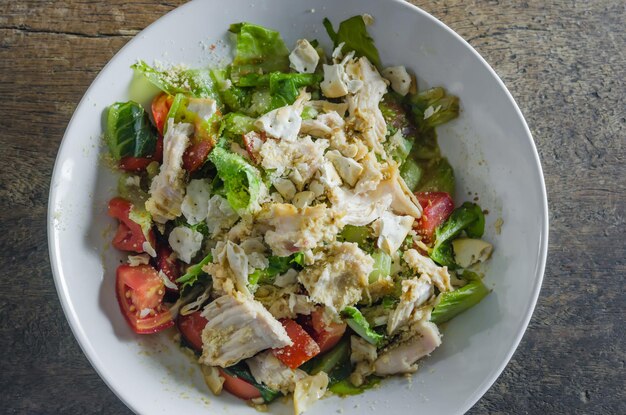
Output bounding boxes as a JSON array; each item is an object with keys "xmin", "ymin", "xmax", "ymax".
[{"xmin": 48, "ymin": 0, "xmax": 548, "ymax": 414}]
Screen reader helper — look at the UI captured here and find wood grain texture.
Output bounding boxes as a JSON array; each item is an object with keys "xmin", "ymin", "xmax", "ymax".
[{"xmin": 0, "ymin": 1, "xmax": 624, "ymax": 414}]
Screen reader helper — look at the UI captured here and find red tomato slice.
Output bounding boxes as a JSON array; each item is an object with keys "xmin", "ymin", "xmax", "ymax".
[
  {"xmin": 108, "ymin": 197, "xmax": 155, "ymax": 254},
  {"xmin": 152, "ymin": 93, "xmax": 173, "ymax": 135},
  {"xmin": 155, "ymin": 245, "xmax": 180, "ymax": 292},
  {"xmin": 218, "ymin": 369, "xmax": 262, "ymax": 400},
  {"xmin": 115, "ymin": 264, "xmax": 174, "ymax": 334},
  {"xmin": 273, "ymin": 319, "xmax": 320, "ymax": 369},
  {"xmin": 119, "ymin": 156, "xmax": 153, "ymax": 172},
  {"xmin": 177, "ymin": 311, "xmax": 208, "ymax": 352},
  {"xmin": 310, "ymin": 308, "xmax": 347, "ymax": 353},
  {"xmin": 415, "ymin": 192, "xmax": 454, "ymax": 243},
  {"xmin": 182, "ymin": 140, "xmax": 213, "ymax": 173}
]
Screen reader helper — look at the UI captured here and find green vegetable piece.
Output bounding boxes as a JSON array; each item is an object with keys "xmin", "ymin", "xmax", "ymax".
[
  {"xmin": 222, "ymin": 362, "xmax": 282, "ymax": 403},
  {"xmin": 386, "ymin": 132, "xmax": 413, "ymax": 166},
  {"xmin": 165, "ymin": 94, "xmax": 220, "ymax": 140},
  {"xmin": 229, "ymin": 23, "xmax": 290, "ymax": 81},
  {"xmin": 323, "ymin": 16, "xmax": 381, "ymax": 67},
  {"xmin": 268, "ymin": 72, "xmax": 322, "ymax": 109},
  {"xmin": 176, "ymin": 252, "xmax": 213, "ymax": 287},
  {"xmin": 342, "ymin": 306, "xmax": 385, "ymax": 347},
  {"xmin": 416, "ymin": 157, "xmax": 455, "ymax": 195},
  {"xmin": 409, "ymin": 87, "xmax": 460, "ymax": 131},
  {"xmin": 369, "ymin": 250, "xmax": 391, "ymax": 283},
  {"xmin": 210, "ymin": 68, "xmax": 251, "ymax": 112},
  {"xmin": 131, "ymin": 60, "xmax": 220, "ymax": 102},
  {"xmin": 220, "ymin": 112, "xmax": 256, "ymax": 138},
  {"xmin": 430, "ymin": 202, "xmax": 485, "ymax": 267},
  {"xmin": 339, "ymin": 225, "xmax": 371, "ymax": 249},
  {"xmin": 431, "ymin": 279, "xmax": 490, "ymax": 324},
  {"xmin": 399, "ymin": 158, "xmax": 423, "ymax": 192},
  {"xmin": 208, "ymin": 147, "xmax": 263, "ymax": 214},
  {"xmin": 410, "ymin": 128, "xmax": 441, "ymax": 160},
  {"xmin": 329, "ymin": 377, "xmax": 381, "ymax": 396},
  {"xmin": 105, "ymin": 101, "xmax": 157, "ymax": 160},
  {"xmin": 303, "ymin": 337, "xmax": 350, "ymax": 377},
  {"xmin": 248, "ymin": 253, "xmax": 305, "ymax": 285}
]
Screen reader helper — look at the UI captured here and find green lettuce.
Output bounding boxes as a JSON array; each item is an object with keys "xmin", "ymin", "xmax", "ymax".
[
  {"xmin": 238, "ymin": 72, "xmax": 322, "ymax": 109},
  {"xmin": 229, "ymin": 23, "xmax": 290, "ymax": 81},
  {"xmin": 369, "ymin": 250, "xmax": 391, "ymax": 283},
  {"xmin": 431, "ymin": 278, "xmax": 490, "ymax": 324},
  {"xmin": 408, "ymin": 87, "xmax": 460, "ymax": 131},
  {"xmin": 248, "ymin": 253, "xmax": 304, "ymax": 285},
  {"xmin": 105, "ymin": 101, "xmax": 157, "ymax": 160},
  {"xmin": 342, "ymin": 306, "xmax": 385, "ymax": 347},
  {"xmin": 430, "ymin": 202, "xmax": 485, "ymax": 267},
  {"xmin": 323, "ymin": 15, "xmax": 381, "ymax": 67},
  {"xmin": 416, "ymin": 157, "xmax": 455, "ymax": 195},
  {"xmin": 176, "ymin": 252, "xmax": 213, "ymax": 289},
  {"xmin": 208, "ymin": 146, "xmax": 263, "ymax": 214},
  {"xmin": 131, "ymin": 60, "xmax": 220, "ymax": 102}
]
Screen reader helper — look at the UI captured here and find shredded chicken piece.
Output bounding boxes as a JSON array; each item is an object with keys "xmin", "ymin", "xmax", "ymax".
[
  {"xmin": 257, "ymin": 203, "xmax": 342, "ymax": 256},
  {"xmin": 247, "ymin": 351, "xmax": 307, "ymax": 394},
  {"xmin": 298, "ymin": 242, "xmax": 373, "ymax": 312},
  {"xmin": 403, "ymin": 249, "xmax": 452, "ymax": 292},
  {"xmin": 203, "ymin": 240, "xmax": 251, "ymax": 297},
  {"xmin": 386, "ymin": 277, "xmax": 434, "ymax": 335},
  {"xmin": 145, "ymin": 120, "xmax": 193, "ymax": 223},
  {"xmin": 374, "ymin": 318, "xmax": 441, "ymax": 376},
  {"xmin": 199, "ymin": 292, "xmax": 291, "ymax": 367},
  {"xmin": 346, "ymin": 57, "xmax": 389, "ymax": 155}
]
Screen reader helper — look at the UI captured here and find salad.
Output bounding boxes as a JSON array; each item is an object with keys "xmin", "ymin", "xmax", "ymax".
[{"xmin": 104, "ymin": 15, "xmax": 494, "ymax": 414}]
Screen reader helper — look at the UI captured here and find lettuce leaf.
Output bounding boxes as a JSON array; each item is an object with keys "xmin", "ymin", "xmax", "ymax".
[
  {"xmin": 430, "ymin": 202, "xmax": 485, "ymax": 267},
  {"xmin": 105, "ymin": 101, "xmax": 157, "ymax": 160},
  {"xmin": 248, "ymin": 252, "xmax": 305, "ymax": 285},
  {"xmin": 208, "ymin": 146, "xmax": 263, "ymax": 214},
  {"xmin": 408, "ymin": 87, "xmax": 460, "ymax": 131},
  {"xmin": 431, "ymin": 278, "xmax": 490, "ymax": 324},
  {"xmin": 238, "ymin": 72, "xmax": 322, "ymax": 110},
  {"xmin": 342, "ymin": 306, "xmax": 386, "ymax": 347},
  {"xmin": 229, "ymin": 23, "xmax": 290, "ymax": 81},
  {"xmin": 323, "ymin": 16, "xmax": 381, "ymax": 67},
  {"xmin": 131, "ymin": 60, "xmax": 220, "ymax": 102}
]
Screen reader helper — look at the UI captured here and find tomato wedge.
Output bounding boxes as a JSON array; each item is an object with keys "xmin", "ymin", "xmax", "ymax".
[
  {"xmin": 273, "ymin": 319, "xmax": 320, "ymax": 369},
  {"xmin": 177, "ymin": 311, "xmax": 207, "ymax": 352},
  {"xmin": 155, "ymin": 245, "xmax": 180, "ymax": 292},
  {"xmin": 309, "ymin": 308, "xmax": 347, "ymax": 353},
  {"xmin": 218, "ymin": 369, "xmax": 261, "ymax": 400},
  {"xmin": 119, "ymin": 156, "xmax": 153, "ymax": 172},
  {"xmin": 151, "ymin": 93, "xmax": 173, "ymax": 135},
  {"xmin": 415, "ymin": 192, "xmax": 454, "ymax": 243},
  {"xmin": 108, "ymin": 197, "xmax": 155, "ymax": 253},
  {"xmin": 182, "ymin": 139, "xmax": 213, "ymax": 173},
  {"xmin": 116, "ymin": 264, "xmax": 174, "ymax": 334}
]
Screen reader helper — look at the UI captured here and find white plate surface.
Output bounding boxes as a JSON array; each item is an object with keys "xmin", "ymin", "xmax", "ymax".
[{"xmin": 48, "ymin": 0, "xmax": 548, "ymax": 414}]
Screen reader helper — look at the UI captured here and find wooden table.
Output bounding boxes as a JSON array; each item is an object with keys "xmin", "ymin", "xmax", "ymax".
[{"xmin": 1, "ymin": 1, "xmax": 624, "ymax": 413}]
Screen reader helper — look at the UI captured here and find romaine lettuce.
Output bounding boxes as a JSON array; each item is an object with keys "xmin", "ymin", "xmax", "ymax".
[
  {"xmin": 323, "ymin": 15, "xmax": 381, "ymax": 67},
  {"xmin": 229, "ymin": 23, "xmax": 290, "ymax": 81},
  {"xmin": 208, "ymin": 146, "xmax": 263, "ymax": 214},
  {"xmin": 431, "ymin": 278, "xmax": 490, "ymax": 324},
  {"xmin": 131, "ymin": 60, "xmax": 220, "ymax": 102},
  {"xmin": 430, "ymin": 202, "xmax": 485, "ymax": 267}
]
